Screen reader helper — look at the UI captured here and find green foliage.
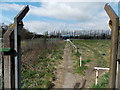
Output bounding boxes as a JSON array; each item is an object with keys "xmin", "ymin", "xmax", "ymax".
[
  {"xmin": 71, "ymin": 41, "xmax": 92, "ymax": 75},
  {"xmin": 21, "ymin": 28, "xmax": 34, "ymax": 40},
  {"xmin": 71, "ymin": 39, "xmax": 110, "ymax": 87},
  {"xmin": 21, "ymin": 41, "xmax": 65, "ymax": 88},
  {"xmin": 74, "ymin": 59, "xmax": 91, "ymax": 75},
  {"xmin": 72, "ymin": 39, "xmax": 110, "ymax": 68},
  {"xmin": 74, "ymin": 51, "xmax": 81, "ymax": 57},
  {"xmin": 91, "ymin": 72, "xmax": 109, "ymax": 88},
  {"xmin": 82, "ymin": 59, "xmax": 91, "ymax": 64}
]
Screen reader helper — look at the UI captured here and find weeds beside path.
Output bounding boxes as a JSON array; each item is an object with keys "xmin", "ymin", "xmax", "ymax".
[
  {"xmin": 54, "ymin": 42, "xmax": 85, "ymax": 88},
  {"xmin": 71, "ymin": 39, "xmax": 110, "ymax": 88},
  {"xmin": 21, "ymin": 40, "xmax": 65, "ymax": 88}
]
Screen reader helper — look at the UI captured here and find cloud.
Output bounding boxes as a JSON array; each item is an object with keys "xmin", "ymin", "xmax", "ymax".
[
  {"xmin": 1, "ymin": 0, "xmax": 119, "ymax": 2},
  {"xmin": 24, "ymin": 20, "xmax": 109, "ymax": 34},
  {"xmin": 25, "ymin": 2, "xmax": 110, "ymax": 33},
  {"xmin": 0, "ymin": 3, "xmax": 24, "ymax": 11},
  {"xmin": 0, "ymin": 14, "xmax": 13, "ymax": 24},
  {"xmin": 1, "ymin": 2, "xmax": 111, "ymax": 34},
  {"xmin": 1, "ymin": 2, "xmax": 108, "ymax": 21},
  {"xmin": 28, "ymin": 2, "xmax": 108, "ymax": 21}
]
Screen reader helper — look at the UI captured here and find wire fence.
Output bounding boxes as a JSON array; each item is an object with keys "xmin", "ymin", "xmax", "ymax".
[{"xmin": 21, "ymin": 38, "xmax": 62, "ymax": 53}]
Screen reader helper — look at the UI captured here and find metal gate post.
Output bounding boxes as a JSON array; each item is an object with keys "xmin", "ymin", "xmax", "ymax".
[
  {"xmin": 3, "ymin": 24, "xmax": 14, "ymax": 88},
  {"xmin": 14, "ymin": 5, "xmax": 29, "ymax": 89},
  {"xmin": 104, "ymin": 3, "xmax": 119, "ymax": 88},
  {"xmin": 0, "ymin": 24, "xmax": 3, "ymax": 89},
  {"xmin": 116, "ymin": 2, "xmax": 120, "ymax": 88},
  {"xmin": 14, "ymin": 21, "xmax": 22, "ymax": 89},
  {"xmin": 2, "ymin": 5, "xmax": 29, "ymax": 89},
  {"xmin": 116, "ymin": 25, "xmax": 120, "ymax": 88}
]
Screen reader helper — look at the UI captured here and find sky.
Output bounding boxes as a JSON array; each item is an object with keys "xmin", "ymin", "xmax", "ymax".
[{"xmin": 0, "ymin": 0, "xmax": 119, "ymax": 34}]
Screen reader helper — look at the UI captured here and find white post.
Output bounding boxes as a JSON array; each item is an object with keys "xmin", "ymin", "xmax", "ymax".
[
  {"xmin": 95, "ymin": 70, "xmax": 99, "ymax": 85},
  {"xmin": 94, "ymin": 67, "xmax": 109, "ymax": 85},
  {"xmin": 80, "ymin": 56, "xmax": 82, "ymax": 67},
  {"xmin": 94, "ymin": 67, "xmax": 110, "ymax": 70}
]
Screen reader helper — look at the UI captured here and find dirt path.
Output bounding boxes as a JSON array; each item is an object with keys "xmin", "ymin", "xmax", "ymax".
[
  {"xmin": 54, "ymin": 42, "xmax": 85, "ymax": 88},
  {"xmin": 74, "ymin": 41, "xmax": 105, "ymax": 87},
  {"xmin": 54, "ymin": 40, "xmax": 109, "ymax": 88},
  {"xmin": 62, "ymin": 43, "xmax": 84, "ymax": 88}
]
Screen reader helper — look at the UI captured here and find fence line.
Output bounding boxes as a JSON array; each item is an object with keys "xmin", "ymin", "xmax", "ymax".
[
  {"xmin": 68, "ymin": 39, "xmax": 110, "ymax": 85},
  {"xmin": 68, "ymin": 39, "xmax": 82, "ymax": 67}
]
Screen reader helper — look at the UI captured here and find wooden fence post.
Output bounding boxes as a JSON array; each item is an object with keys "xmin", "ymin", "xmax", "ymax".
[{"xmin": 104, "ymin": 3, "xmax": 119, "ymax": 88}]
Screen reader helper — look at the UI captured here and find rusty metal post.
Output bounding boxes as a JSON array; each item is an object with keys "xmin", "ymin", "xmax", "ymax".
[{"xmin": 104, "ymin": 3, "xmax": 119, "ymax": 88}]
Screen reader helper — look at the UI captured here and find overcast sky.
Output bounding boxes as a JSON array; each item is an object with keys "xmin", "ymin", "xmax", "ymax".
[{"xmin": 0, "ymin": 0, "xmax": 118, "ymax": 34}]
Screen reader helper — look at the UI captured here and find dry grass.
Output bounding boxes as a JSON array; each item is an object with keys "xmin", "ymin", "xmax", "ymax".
[{"xmin": 21, "ymin": 38, "xmax": 65, "ymax": 88}]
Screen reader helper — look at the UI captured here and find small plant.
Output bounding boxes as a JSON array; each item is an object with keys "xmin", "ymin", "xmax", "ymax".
[
  {"xmin": 21, "ymin": 39, "xmax": 65, "ymax": 88},
  {"xmin": 75, "ymin": 51, "xmax": 81, "ymax": 57},
  {"xmin": 74, "ymin": 59, "xmax": 91, "ymax": 75},
  {"xmin": 91, "ymin": 72, "xmax": 109, "ymax": 88}
]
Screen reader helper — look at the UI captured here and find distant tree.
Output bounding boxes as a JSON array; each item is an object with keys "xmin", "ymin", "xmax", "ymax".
[{"xmin": 21, "ymin": 28, "xmax": 34, "ymax": 40}]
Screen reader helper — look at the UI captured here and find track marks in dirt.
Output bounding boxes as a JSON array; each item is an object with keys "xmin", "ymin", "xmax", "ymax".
[{"xmin": 54, "ymin": 43, "xmax": 85, "ymax": 88}]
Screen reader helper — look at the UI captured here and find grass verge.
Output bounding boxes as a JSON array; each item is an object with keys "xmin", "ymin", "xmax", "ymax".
[
  {"xmin": 72, "ymin": 49, "xmax": 91, "ymax": 75},
  {"xmin": 21, "ymin": 39, "xmax": 65, "ymax": 88},
  {"xmin": 91, "ymin": 72, "xmax": 109, "ymax": 88}
]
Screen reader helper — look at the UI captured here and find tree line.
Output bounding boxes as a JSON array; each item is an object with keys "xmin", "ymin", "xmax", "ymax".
[
  {"xmin": 1, "ymin": 23, "xmax": 111, "ymax": 40},
  {"xmin": 49, "ymin": 30, "xmax": 111, "ymax": 39}
]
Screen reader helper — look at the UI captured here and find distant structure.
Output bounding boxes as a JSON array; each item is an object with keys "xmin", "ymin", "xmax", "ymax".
[
  {"xmin": 49, "ymin": 29, "xmax": 111, "ymax": 39},
  {"xmin": 62, "ymin": 35, "xmax": 70, "ymax": 40}
]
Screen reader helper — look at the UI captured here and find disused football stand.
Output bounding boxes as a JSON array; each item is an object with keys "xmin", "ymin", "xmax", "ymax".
[
  {"xmin": 104, "ymin": 3, "xmax": 120, "ymax": 88},
  {"xmin": 1, "ymin": 5, "xmax": 29, "ymax": 89}
]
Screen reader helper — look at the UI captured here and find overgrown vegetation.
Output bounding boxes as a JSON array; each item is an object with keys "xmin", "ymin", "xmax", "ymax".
[
  {"xmin": 21, "ymin": 39, "xmax": 65, "ymax": 88},
  {"xmin": 71, "ymin": 39, "xmax": 110, "ymax": 87},
  {"xmin": 73, "ymin": 58, "xmax": 91, "ymax": 75},
  {"xmin": 71, "ymin": 47, "xmax": 91, "ymax": 75},
  {"xmin": 91, "ymin": 72, "xmax": 109, "ymax": 88},
  {"xmin": 72, "ymin": 40, "xmax": 110, "ymax": 67}
]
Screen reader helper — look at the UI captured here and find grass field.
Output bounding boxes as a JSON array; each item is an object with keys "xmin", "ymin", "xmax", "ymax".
[
  {"xmin": 72, "ymin": 39, "xmax": 110, "ymax": 67},
  {"xmin": 21, "ymin": 39, "xmax": 111, "ymax": 88},
  {"xmin": 71, "ymin": 39, "xmax": 111, "ymax": 88},
  {"xmin": 21, "ymin": 39, "xmax": 65, "ymax": 88}
]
